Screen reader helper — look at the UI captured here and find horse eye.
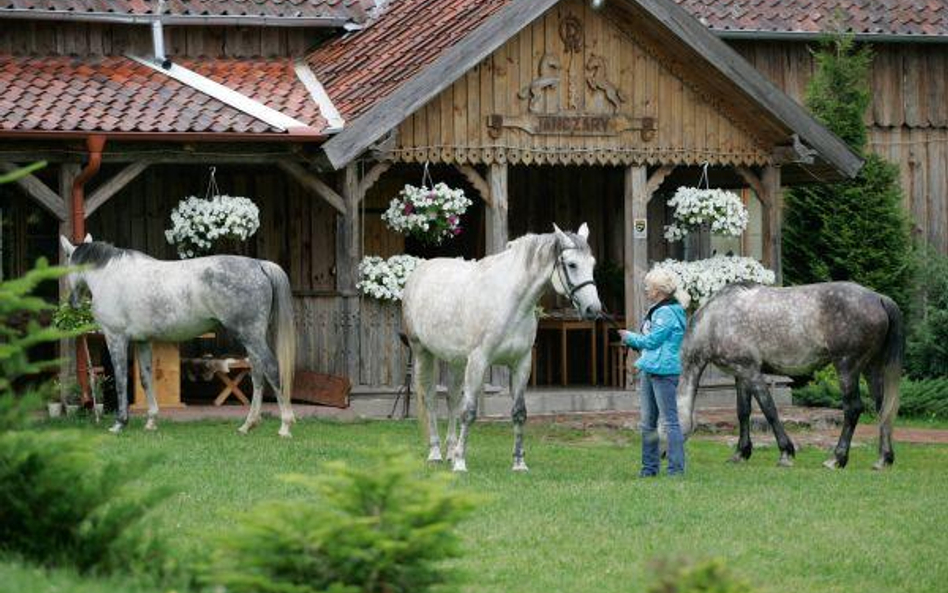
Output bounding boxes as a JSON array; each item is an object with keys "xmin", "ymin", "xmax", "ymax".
[{"xmin": 568, "ymin": 262, "xmax": 578, "ymax": 270}]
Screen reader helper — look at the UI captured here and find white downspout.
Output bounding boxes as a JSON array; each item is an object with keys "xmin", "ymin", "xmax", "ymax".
[{"xmin": 152, "ymin": 1, "xmax": 170, "ymax": 69}]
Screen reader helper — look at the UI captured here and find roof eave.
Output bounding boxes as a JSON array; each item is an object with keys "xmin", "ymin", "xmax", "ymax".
[
  {"xmin": 0, "ymin": 130, "xmax": 327, "ymax": 142},
  {"xmin": 713, "ymin": 28, "xmax": 948, "ymax": 45},
  {"xmin": 0, "ymin": 9, "xmax": 352, "ymax": 28}
]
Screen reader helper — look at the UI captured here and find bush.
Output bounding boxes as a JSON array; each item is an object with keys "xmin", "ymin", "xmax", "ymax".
[
  {"xmin": 204, "ymin": 451, "xmax": 476, "ymax": 593},
  {"xmin": 782, "ymin": 34, "xmax": 913, "ymax": 313},
  {"xmin": 0, "ymin": 429, "xmax": 174, "ymax": 575},
  {"xmin": 906, "ymin": 249, "xmax": 948, "ymax": 379},
  {"xmin": 792, "ymin": 367, "xmax": 948, "ymax": 420},
  {"xmin": 647, "ymin": 558, "xmax": 754, "ymax": 593}
]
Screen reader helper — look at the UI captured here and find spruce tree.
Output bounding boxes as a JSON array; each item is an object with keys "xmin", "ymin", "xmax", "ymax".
[{"xmin": 782, "ymin": 34, "xmax": 913, "ymax": 312}]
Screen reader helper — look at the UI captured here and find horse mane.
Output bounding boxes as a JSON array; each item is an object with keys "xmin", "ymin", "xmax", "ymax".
[{"xmin": 72, "ymin": 242, "xmax": 145, "ymax": 268}]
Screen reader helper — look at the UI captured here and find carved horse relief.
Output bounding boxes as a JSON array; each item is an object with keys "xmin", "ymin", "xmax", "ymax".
[
  {"xmin": 518, "ymin": 53, "xmax": 561, "ymax": 114},
  {"xmin": 586, "ymin": 55, "xmax": 626, "ymax": 113}
]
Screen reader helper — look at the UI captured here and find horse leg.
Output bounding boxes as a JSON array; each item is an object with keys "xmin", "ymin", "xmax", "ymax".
[
  {"xmin": 413, "ymin": 349, "xmax": 441, "ymax": 462},
  {"xmin": 105, "ymin": 332, "xmax": 129, "ymax": 434},
  {"xmin": 510, "ymin": 353, "xmax": 532, "ymax": 472},
  {"xmin": 825, "ymin": 364, "xmax": 864, "ymax": 469},
  {"xmin": 866, "ymin": 364, "xmax": 895, "ymax": 470},
  {"xmin": 242, "ymin": 336, "xmax": 293, "ymax": 438},
  {"xmin": 444, "ymin": 365, "xmax": 464, "ymax": 462},
  {"xmin": 237, "ymin": 367, "xmax": 266, "ymax": 435},
  {"xmin": 135, "ymin": 342, "xmax": 159, "ymax": 431},
  {"xmin": 729, "ymin": 378, "xmax": 753, "ymax": 463},
  {"xmin": 452, "ymin": 352, "xmax": 489, "ymax": 473},
  {"xmin": 747, "ymin": 374, "xmax": 795, "ymax": 467}
]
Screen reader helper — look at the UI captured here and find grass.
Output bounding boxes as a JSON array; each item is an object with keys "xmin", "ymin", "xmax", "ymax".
[{"xmin": 3, "ymin": 415, "xmax": 948, "ymax": 593}]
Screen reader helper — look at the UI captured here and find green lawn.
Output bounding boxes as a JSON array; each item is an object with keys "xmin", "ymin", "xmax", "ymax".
[{"xmin": 3, "ymin": 416, "xmax": 948, "ymax": 593}]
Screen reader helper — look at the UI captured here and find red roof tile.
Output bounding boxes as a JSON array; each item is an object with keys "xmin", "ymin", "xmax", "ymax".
[
  {"xmin": 0, "ymin": 0, "xmax": 369, "ymax": 21},
  {"xmin": 675, "ymin": 0, "xmax": 948, "ymax": 38},
  {"xmin": 308, "ymin": 0, "xmax": 512, "ymax": 121},
  {"xmin": 0, "ymin": 55, "xmax": 327, "ymax": 135}
]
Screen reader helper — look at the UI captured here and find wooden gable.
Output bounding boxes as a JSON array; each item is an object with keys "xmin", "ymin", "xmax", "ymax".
[{"xmin": 390, "ymin": 0, "xmax": 771, "ymax": 168}]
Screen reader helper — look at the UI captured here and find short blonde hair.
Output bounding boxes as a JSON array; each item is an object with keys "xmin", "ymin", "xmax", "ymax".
[{"xmin": 644, "ymin": 268, "xmax": 691, "ymax": 309}]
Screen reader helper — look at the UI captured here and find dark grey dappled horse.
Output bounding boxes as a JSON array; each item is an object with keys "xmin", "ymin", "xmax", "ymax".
[
  {"xmin": 60, "ymin": 236, "xmax": 296, "ymax": 437},
  {"xmin": 677, "ymin": 282, "xmax": 902, "ymax": 470}
]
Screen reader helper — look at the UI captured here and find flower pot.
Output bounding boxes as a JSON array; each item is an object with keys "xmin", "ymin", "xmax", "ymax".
[
  {"xmin": 65, "ymin": 404, "xmax": 80, "ymax": 416},
  {"xmin": 47, "ymin": 402, "xmax": 63, "ymax": 418}
]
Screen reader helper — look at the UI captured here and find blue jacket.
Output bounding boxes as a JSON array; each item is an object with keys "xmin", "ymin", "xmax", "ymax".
[{"xmin": 622, "ymin": 301, "xmax": 687, "ymax": 376}]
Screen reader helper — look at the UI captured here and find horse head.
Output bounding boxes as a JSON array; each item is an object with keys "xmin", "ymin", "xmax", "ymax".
[
  {"xmin": 551, "ymin": 223, "xmax": 602, "ymax": 321},
  {"xmin": 59, "ymin": 233, "xmax": 93, "ymax": 308}
]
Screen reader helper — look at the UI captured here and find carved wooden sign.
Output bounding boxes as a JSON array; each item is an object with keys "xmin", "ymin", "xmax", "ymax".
[{"xmin": 487, "ymin": 113, "xmax": 657, "ymax": 141}]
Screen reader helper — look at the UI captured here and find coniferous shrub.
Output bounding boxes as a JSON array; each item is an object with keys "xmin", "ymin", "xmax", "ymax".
[
  {"xmin": 905, "ymin": 249, "xmax": 948, "ymax": 379},
  {"xmin": 204, "ymin": 451, "xmax": 477, "ymax": 593},
  {"xmin": 782, "ymin": 34, "xmax": 913, "ymax": 313},
  {"xmin": 647, "ymin": 558, "xmax": 754, "ymax": 593}
]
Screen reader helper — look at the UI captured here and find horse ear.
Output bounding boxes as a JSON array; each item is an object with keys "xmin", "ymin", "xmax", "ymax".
[
  {"xmin": 552, "ymin": 223, "xmax": 574, "ymax": 249},
  {"xmin": 60, "ymin": 235, "xmax": 75, "ymax": 257},
  {"xmin": 83, "ymin": 233, "xmax": 93, "ymax": 244},
  {"xmin": 577, "ymin": 222, "xmax": 590, "ymax": 240}
]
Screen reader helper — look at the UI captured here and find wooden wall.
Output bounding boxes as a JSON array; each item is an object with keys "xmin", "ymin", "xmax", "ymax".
[
  {"xmin": 732, "ymin": 40, "xmax": 948, "ymax": 253},
  {"xmin": 0, "ymin": 21, "xmax": 323, "ymax": 57},
  {"xmin": 392, "ymin": 0, "xmax": 771, "ymax": 168}
]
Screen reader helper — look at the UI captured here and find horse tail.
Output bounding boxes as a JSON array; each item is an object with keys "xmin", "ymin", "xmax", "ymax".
[
  {"xmin": 878, "ymin": 295, "xmax": 903, "ymax": 442},
  {"xmin": 262, "ymin": 262, "xmax": 296, "ymax": 400}
]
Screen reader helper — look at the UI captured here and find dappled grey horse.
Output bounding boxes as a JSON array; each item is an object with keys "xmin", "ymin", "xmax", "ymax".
[
  {"xmin": 677, "ymin": 282, "xmax": 902, "ymax": 470},
  {"xmin": 402, "ymin": 224, "xmax": 603, "ymax": 472},
  {"xmin": 60, "ymin": 236, "xmax": 296, "ymax": 437}
]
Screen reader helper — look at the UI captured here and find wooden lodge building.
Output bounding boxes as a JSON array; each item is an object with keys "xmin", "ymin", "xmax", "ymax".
[{"xmin": 0, "ymin": 0, "xmax": 937, "ymax": 413}]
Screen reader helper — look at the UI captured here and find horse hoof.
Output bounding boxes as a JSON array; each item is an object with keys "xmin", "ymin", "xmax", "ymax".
[
  {"xmin": 144, "ymin": 419, "xmax": 158, "ymax": 431},
  {"xmin": 777, "ymin": 455, "xmax": 794, "ymax": 468},
  {"xmin": 427, "ymin": 449, "xmax": 443, "ymax": 463},
  {"xmin": 452, "ymin": 459, "xmax": 468, "ymax": 473},
  {"xmin": 512, "ymin": 460, "xmax": 529, "ymax": 472},
  {"xmin": 872, "ymin": 459, "xmax": 890, "ymax": 471},
  {"xmin": 108, "ymin": 423, "xmax": 124, "ymax": 434},
  {"xmin": 822, "ymin": 458, "xmax": 839, "ymax": 470},
  {"xmin": 278, "ymin": 427, "xmax": 293, "ymax": 439},
  {"xmin": 727, "ymin": 453, "xmax": 747, "ymax": 464},
  {"xmin": 238, "ymin": 425, "xmax": 250, "ymax": 435}
]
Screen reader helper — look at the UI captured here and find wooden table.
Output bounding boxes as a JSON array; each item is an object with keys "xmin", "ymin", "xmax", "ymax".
[{"xmin": 537, "ymin": 317, "xmax": 598, "ymax": 386}]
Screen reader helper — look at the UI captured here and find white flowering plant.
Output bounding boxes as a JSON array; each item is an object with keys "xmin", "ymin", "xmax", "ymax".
[
  {"xmin": 357, "ymin": 255, "xmax": 423, "ymax": 301},
  {"xmin": 654, "ymin": 255, "xmax": 776, "ymax": 308},
  {"xmin": 165, "ymin": 195, "xmax": 260, "ymax": 259},
  {"xmin": 381, "ymin": 182, "xmax": 472, "ymax": 245},
  {"xmin": 664, "ymin": 187, "xmax": 749, "ymax": 241}
]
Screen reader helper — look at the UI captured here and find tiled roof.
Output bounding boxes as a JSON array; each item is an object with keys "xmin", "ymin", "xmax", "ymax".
[
  {"xmin": 0, "ymin": 0, "xmax": 368, "ymax": 22},
  {"xmin": 675, "ymin": 0, "xmax": 948, "ymax": 38},
  {"xmin": 308, "ymin": 0, "xmax": 512, "ymax": 121},
  {"xmin": 0, "ymin": 55, "xmax": 327, "ymax": 135}
]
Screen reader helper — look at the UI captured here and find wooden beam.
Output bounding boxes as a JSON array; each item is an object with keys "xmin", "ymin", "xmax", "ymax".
[
  {"xmin": 624, "ymin": 165, "xmax": 652, "ymax": 389},
  {"xmin": 339, "ymin": 163, "xmax": 361, "ymax": 385},
  {"xmin": 319, "ymin": 0, "xmax": 560, "ymax": 169},
  {"xmin": 646, "ymin": 165, "xmax": 675, "ymax": 199},
  {"xmin": 355, "ymin": 161, "xmax": 391, "ymax": 203},
  {"xmin": 278, "ymin": 160, "xmax": 347, "ymax": 215},
  {"xmin": 1, "ymin": 162, "xmax": 66, "ymax": 220},
  {"xmin": 734, "ymin": 166, "xmax": 770, "ymax": 208},
  {"xmin": 762, "ymin": 165, "xmax": 783, "ymax": 283},
  {"xmin": 456, "ymin": 165, "xmax": 491, "ymax": 207},
  {"xmin": 485, "ymin": 164, "xmax": 508, "ymax": 254},
  {"xmin": 57, "ymin": 164, "xmax": 79, "ymax": 404},
  {"xmin": 84, "ymin": 160, "xmax": 152, "ymax": 218}
]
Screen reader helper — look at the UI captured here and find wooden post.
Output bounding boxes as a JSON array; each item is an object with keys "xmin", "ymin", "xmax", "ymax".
[
  {"xmin": 58, "ymin": 164, "xmax": 79, "ymax": 403},
  {"xmin": 485, "ymin": 163, "xmax": 508, "ymax": 254},
  {"xmin": 339, "ymin": 163, "xmax": 361, "ymax": 384},
  {"xmin": 624, "ymin": 165, "xmax": 674, "ymax": 389},
  {"xmin": 762, "ymin": 165, "xmax": 783, "ymax": 284}
]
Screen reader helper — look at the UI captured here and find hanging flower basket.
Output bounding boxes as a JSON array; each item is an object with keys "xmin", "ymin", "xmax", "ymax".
[
  {"xmin": 664, "ymin": 187, "xmax": 749, "ymax": 241},
  {"xmin": 357, "ymin": 255, "xmax": 423, "ymax": 302},
  {"xmin": 165, "ymin": 194, "xmax": 260, "ymax": 259},
  {"xmin": 653, "ymin": 255, "xmax": 776, "ymax": 308},
  {"xmin": 381, "ymin": 182, "xmax": 472, "ymax": 245}
]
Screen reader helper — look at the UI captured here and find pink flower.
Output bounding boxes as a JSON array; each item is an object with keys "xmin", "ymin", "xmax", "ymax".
[
  {"xmin": 403, "ymin": 203, "xmax": 414, "ymax": 214},
  {"xmin": 453, "ymin": 227, "xmax": 463, "ymax": 236},
  {"xmin": 447, "ymin": 215, "xmax": 458, "ymax": 225}
]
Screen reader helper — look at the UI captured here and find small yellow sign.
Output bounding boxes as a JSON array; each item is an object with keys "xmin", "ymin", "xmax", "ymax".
[{"xmin": 633, "ymin": 218, "xmax": 647, "ymax": 239}]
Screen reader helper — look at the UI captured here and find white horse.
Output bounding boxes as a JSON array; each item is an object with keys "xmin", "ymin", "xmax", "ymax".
[
  {"xmin": 402, "ymin": 224, "xmax": 603, "ymax": 472},
  {"xmin": 60, "ymin": 235, "xmax": 296, "ymax": 437}
]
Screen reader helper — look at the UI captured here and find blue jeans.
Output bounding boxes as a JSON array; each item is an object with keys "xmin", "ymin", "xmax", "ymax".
[{"xmin": 639, "ymin": 373, "xmax": 685, "ymax": 476}]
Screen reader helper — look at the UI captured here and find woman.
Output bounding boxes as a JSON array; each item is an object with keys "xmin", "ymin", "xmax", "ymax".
[{"xmin": 618, "ymin": 269, "xmax": 689, "ymax": 477}]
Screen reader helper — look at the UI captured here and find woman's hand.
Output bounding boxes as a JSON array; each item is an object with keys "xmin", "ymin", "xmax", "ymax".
[{"xmin": 618, "ymin": 329, "xmax": 632, "ymax": 344}]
